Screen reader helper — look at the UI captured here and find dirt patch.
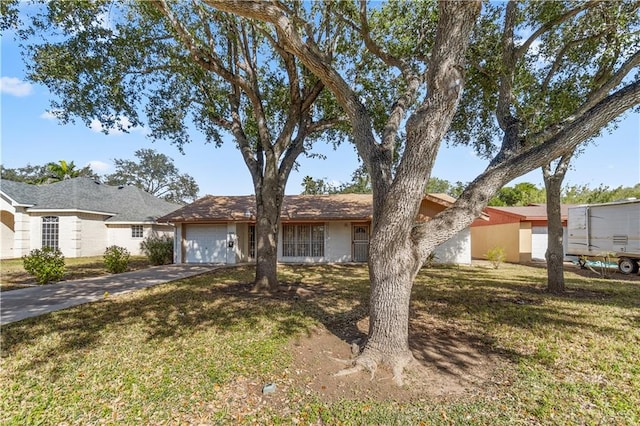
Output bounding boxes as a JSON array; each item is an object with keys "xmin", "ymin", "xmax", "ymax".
[
  {"xmin": 190, "ymin": 278, "xmax": 513, "ymax": 417},
  {"xmin": 212, "ymin": 322, "xmax": 512, "ymax": 418},
  {"xmin": 211, "ymin": 281, "xmax": 512, "ymax": 411},
  {"xmin": 273, "ymin": 317, "xmax": 509, "ymax": 408}
]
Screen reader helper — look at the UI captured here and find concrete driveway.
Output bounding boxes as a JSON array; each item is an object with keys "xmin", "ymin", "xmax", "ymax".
[{"xmin": 1, "ymin": 264, "xmax": 219, "ymax": 325}]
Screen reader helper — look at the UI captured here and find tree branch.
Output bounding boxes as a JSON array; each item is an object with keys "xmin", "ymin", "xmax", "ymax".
[
  {"xmin": 579, "ymin": 50, "xmax": 640, "ymax": 115},
  {"xmin": 152, "ymin": 0, "xmax": 247, "ymax": 90},
  {"xmin": 412, "ymin": 79, "xmax": 640, "ymax": 260},
  {"xmin": 203, "ymin": 0, "xmax": 377, "ymax": 151},
  {"xmin": 515, "ymin": 1, "xmax": 597, "ymax": 60},
  {"xmin": 540, "ymin": 31, "xmax": 608, "ymax": 94},
  {"xmin": 357, "ymin": 0, "xmax": 413, "ymax": 79},
  {"xmin": 234, "ymin": 19, "xmax": 274, "ymax": 155},
  {"xmin": 496, "ymin": 1, "xmax": 518, "ymax": 132},
  {"xmin": 308, "ymin": 116, "xmax": 347, "ymax": 134}
]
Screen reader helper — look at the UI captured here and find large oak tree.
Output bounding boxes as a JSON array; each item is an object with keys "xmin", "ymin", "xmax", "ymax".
[
  {"xmin": 13, "ymin": 1, "xmax": 343, "ymax": 290},
  {"xmin": 208, "ymin": 0, "xmax": 639, "ymax": 383},
  {"xmin": 449, "ymin": 0, "xmax": 640, "ymax": 293}
]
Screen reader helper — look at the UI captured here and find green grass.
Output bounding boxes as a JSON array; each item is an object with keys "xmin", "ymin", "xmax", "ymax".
[
  {"xmin": 1, "ymin": 262, "xmax": 638, "ymax": 424},
  {"xmin": 0, "ymin": 256, "xmax": 152, "ymax": 291}
]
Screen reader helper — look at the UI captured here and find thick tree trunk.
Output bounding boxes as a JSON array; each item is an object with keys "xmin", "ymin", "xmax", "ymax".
[
  {"xmin": 545, "ymin": 181, "xmax": 565, "ymax": 293},
  {"xmin": 334, "ymin": 228, "xmax": 424, "ymax": 385},
  {"xmin": 253, "ymin": 182, "xmax": 283, "ymax": 292},
  {"xmin": 543, "ymin": 158, "xmax": 570, "ymax": 293},
  {"xmin": 362, "ymin": 244, "xmax": 419, "ymax": 380}
]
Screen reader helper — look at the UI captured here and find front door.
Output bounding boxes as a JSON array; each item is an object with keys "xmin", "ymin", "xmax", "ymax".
[{"xmin": 352, "ymin": 225, "xmax": 369, "ymax": 262}]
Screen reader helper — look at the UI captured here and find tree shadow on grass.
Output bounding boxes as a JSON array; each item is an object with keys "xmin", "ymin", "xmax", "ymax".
[
  {"xmin": 0, "ymin": 265, "xmax": 372, "ymax": 381},
  {"xmin": 413, "ymin": 265, "xmax": 640, "ymax": 339},
  {"xmin": 4, "ymin": 263, "xmax": 636, "ymax": 386}
]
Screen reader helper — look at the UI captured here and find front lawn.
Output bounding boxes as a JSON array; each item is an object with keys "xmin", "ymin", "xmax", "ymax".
[
  {"xmin": 1, "ymin": 263, "xmax": 638, "ymax": 424},
  {"xmin": 0, "ymin": 256, "xmax": 152, "ymax": 291}
]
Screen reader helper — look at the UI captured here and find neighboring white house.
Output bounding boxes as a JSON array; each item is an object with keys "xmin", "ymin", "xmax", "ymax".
[
  {"xmin": 158, "ymin": 193, "xmax": 478, "ymax": 266},
  {"xmin": 0, "ymin": 178, "xmax": 181, "ymax": 259}
]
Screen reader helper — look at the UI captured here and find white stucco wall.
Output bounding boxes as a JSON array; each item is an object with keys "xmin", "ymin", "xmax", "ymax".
[
  {"xmin": 25, "ymin": 213, "xmax": 108, "ymax": 258},
  {"xmin": 79, "ymin": 213, "xmax": 109, "ymax": 257},
  {"xmin": 107, "ymin": 224, "xmax": 174, "ymax": 256},
  {"xmin": 1, "ymin": 195, "xmax": 16, "ymax": 259},
  {"xmin": 174, "ymin": 224, "xmax": 184, "ymax": 263},
  {"xmin": 433, "ymin": 228, "xmax": 471, "ymax": 265},
  {"xmin": 324, "ymin": 221, "xmax": 353, "ymax": 262},
  {"xmin": 12, "ymin": 209, "xmax": 30, "ymax": 259}
]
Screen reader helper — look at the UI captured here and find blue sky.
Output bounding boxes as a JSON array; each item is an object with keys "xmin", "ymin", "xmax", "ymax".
[{"xmin": 1, "ymin": 26, "xmax": 639, "ymax": 197}]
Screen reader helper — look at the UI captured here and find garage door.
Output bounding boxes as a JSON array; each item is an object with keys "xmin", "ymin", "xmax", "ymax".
[
  {"xmin": 531, "ymin": 226, "xmax": 548, "ymax": 261},
  {"xmin": 184, "ymin": 225, "xmax": 227, "ymax": 263}
]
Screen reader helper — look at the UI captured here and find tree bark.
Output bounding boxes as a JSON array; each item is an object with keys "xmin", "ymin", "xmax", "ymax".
[
  {"xmin": 361, "ymin": 237, "xmax": 420, "ymax": 382},
  {"xmin": 543, "ymin": 154, "xmax": 572, "ymax": 293},
  {"xmin": 252, "ymin": 167, "xmax": 284, "ymax": 293},
  {"xmin": 253, "ymin": 211, "xmax": 280, "ymax": 292}
]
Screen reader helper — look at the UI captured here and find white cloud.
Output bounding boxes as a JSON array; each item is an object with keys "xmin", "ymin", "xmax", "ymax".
[
  {"xmin": 89, "ymin": 116, "xmax": 145, "ymax": 136},
  {"xmin": 87, "ymin": 160, "xmax": 111, "ymax": 172},
  {"xmin": 89, "ymin": 118, "xmax": 109, "ymax": 133},
  {"xmin": 40, "ymin": 110, "xmax": 64, "ymax": 120},
  {"xmin": 0, "ymin": 77, "xmax": 33, "ymax": 97}
]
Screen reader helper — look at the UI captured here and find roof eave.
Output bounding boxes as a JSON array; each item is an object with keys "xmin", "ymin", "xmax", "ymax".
[{"xmin": 26, "ymin": 208, "xmax": 115, "ymax": 216}]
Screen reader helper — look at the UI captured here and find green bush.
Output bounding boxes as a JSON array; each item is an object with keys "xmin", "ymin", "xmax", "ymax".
[
  {"xmin": 103, "ymin": 245, "xmax": 130, "ymax": 273},
  {"xmin": 22, "ymin": 247, "xmax": 66, "ymax": 284},
  {"xmin": 140, "ymin": 235, "xmax": 173, "ymax": 265},
  {"xmin": 486, "ymin": 246, "xmax": 506, "ymax": 269}
]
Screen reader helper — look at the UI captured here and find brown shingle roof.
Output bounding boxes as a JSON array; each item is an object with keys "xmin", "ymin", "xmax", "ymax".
[
  {"xmin": 158, "ymin": 194, "xmax": 374, "ymax": 223},
  {"xmin": 158, "ymin": 193, "xmax": 459, "ymax": 223},
  {"xmin": 485, "ymin": 204, "xmax": 575, "ymax": 221}
]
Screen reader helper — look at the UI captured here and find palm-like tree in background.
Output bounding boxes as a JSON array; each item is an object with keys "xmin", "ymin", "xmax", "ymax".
[{"xmin": 46, "ymin": 160, "xmax": 92, "ymax": 183}]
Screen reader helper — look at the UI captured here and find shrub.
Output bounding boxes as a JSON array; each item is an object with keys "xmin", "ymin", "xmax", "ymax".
[
  {"xmin": 22, "ymin": 247, "xmax": 66, "ymax": 284},
  {"xmin": 140, "ymin": 235, "xmax": 173, "ymax": 265},
  {"xmin": 103, "ymin": 245, "xmax": 130, "ymax": 273},
  {"xmin": 486, "ymin": 246, "xmax": 506, "ymax": 269}
]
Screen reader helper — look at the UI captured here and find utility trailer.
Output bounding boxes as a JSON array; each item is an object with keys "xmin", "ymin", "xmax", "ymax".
[{"xmin": 566, "ymin": 199, "xmax": 640, "ymax": 274}]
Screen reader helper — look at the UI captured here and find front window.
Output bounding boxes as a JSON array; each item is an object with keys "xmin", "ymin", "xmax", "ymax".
[
  {"xmin": 131, "ymin": 225, "xmax": 144, "ymax": 238},
  {"xmin": 282, "ymin": 224, "xmax": 324, "ymax": 257},
  {"xmin": 42, "ymin": 216, "xmax": 59, "ymax": 249}
]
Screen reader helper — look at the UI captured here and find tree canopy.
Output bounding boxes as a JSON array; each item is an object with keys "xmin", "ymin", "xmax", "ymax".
[
  {"xmin": 12, "ymin": 0, "xmax": 346, "ymax": 290},
  {"xmin": 103, "ymin": 149, "xmax": 199, "ymax": 204}
]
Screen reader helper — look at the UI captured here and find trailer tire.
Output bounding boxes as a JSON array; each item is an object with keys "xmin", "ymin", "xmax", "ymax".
[{"xmin": 618, "ymin": 258, "xmax": 639, "ymax": 275}]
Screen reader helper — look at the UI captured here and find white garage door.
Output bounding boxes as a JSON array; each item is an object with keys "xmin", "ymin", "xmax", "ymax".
[
  {"xmin": 184, "ymin": 225, "xmax": 227, "ymax": 263},
  {"xmin": 531, "ymin": 226, "xmax": 548, "ymax": 261}
]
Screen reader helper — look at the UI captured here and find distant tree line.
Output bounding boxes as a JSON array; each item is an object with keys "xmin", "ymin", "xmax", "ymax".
[
  {"xmin": 302, "ymin": 173, "xmax": 640, "ymax": 206},
  {"xmin": 0, "ymin": 149, "xmax": 199, "ymax": 204},
  {"xmin": 0, "ymin": 160, "xmax": 94, "ymax": 184}
]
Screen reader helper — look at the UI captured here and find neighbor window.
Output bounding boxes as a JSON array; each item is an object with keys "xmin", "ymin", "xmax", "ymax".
[
  {"xmin": 131, "ymin": 225, "xmax": 144, "ymax": 238},
  {"xmin": 282, "ymin": 224, "xmax": 324, "ymax": 257},
  {"xmin": 42, "ymin": 216, "xmax": 59, "ymax": 249}
]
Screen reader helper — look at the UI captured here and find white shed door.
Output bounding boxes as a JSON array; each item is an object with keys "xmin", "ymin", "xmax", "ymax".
[
  {"xmin": 531, "ymin": 226, "xmax": 548, "ymax": 261},
  {"xmin": 184, "ymin": 225, "xmax": 227, "ymax": 263}
]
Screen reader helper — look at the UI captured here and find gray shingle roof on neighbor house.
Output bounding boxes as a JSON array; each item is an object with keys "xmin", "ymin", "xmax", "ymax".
[
  {"xmin": 0, "ymin": 179, "xmax": 40, "ymax": 205},
  {"xmin": 1, "ymin": 177, "xmax": 181, "ymax": 223}
]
